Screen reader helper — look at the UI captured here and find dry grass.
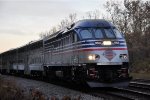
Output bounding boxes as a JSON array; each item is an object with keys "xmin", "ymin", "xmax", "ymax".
[
  {"xmin": 131, "ymin": 72, "xmax": 150, "ymax": 79},
  {"xmin": 30, "ymin": 88, "xmax": 82, "ymax": 100},
  {"xmin": 30, "ymin": 88, "xmax": 48, "ymax": 100},
  {"xmin": 0, "ymin": 76, "xmax": 82, "ymax": 100},
  {"xmin": 131, "ymin": 59, "xmax": 150, "ymax": 73},
  {"xmin": 0, "ymin": 76, "xmax": 31, "ymax": 100}
]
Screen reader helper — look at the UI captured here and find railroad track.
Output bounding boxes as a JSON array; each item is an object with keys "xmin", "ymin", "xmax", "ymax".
[
  {"xmin": 129, "ymin": 81, "xmax": 150, "ymax": 90},
  {"xmin": 89, "ymin": 79, "xmax": 150, "ymax": 100},
  {"xmin": 90, "ymin": 90, "xmax": 135, "ymax": 100},
  {"xmin": 112, "ymin": 87, "xmax": 150, "ymax": 100},
  {"xmin": 48, "ymin": 79, "xmax": 150, "ymax": 100},
  {"xmin": 89, "ymin": 86, "xmax": 150, "ymax": 100},
  {"xmin": 132, "ymin": 79, "xmax": 150, "ymax": 83},
  {"xmin": 3, "ymin": 74, "xmax": 150, "ymax": 100}
]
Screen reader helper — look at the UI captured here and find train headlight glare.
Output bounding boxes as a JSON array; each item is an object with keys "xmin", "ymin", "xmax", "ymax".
[
  {"xmin": 88, "ymin": 54, "xmax": 100, "ymax": 60},
  {"xmin": 88, "ymin": 55, "xmax": 94, "ymax": 60},
  {"xmin": 103, "ymin": 41, "xmax": 112, "ymax": 45}
]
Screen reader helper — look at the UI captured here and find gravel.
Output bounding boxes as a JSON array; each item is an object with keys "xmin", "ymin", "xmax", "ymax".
[{"xmin": 1, "ymin": 75, "xmax": 103, "ymax": 100}]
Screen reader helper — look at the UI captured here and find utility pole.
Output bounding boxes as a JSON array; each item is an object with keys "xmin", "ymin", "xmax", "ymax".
[
  {"xmin": 0, "ymin": 54, "xmax": 2, "ymax": 73},
  {"xmin": 16, "ymin": 48, "xmax": 18, "ymax": 73}
]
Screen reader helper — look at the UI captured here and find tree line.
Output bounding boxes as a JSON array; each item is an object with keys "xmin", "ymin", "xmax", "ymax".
[
  {"xmin": 104, "ymin": 0, "xmax": 150, "ymax": 73},
  {"xmin": 40, "ymin": 0, "xmax": 150, "ymax": 73}
]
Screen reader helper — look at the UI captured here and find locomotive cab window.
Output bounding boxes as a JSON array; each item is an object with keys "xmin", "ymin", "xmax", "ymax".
[
  {"xmin": 71, "ymin": 32, "xmax": 78, "ymax": 43},
  {"xmin": 74, "ymin": 33, "xmax": 77, "ymax": 42},
  {"xmin": 94, "ymin": 29, "xmax": 104, "ymax": 39},
  {"xmin": 104, "ymin": 28, "xmax": 116, "ymax": 38},
  {"xmin": 80, "ymin": 29, "xmax": 93, "ymax": 39},
  {"xmin": 113, "ymin": 28, "xmax": 123, "ymax": 38}
]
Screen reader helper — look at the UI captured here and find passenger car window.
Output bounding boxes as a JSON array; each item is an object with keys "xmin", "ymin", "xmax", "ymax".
[{"xmin": 80, "ymin": 30, "xmax": 93, "ymax": 39}]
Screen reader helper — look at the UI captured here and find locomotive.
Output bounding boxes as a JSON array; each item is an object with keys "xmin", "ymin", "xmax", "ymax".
[{"xmin": 0, "ymin": 19, "xmax": 131, "ymax": 87}]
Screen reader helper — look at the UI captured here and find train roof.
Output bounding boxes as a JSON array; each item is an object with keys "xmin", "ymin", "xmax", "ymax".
[
  {"xmin": 44, "ymin": 19, "xmax": 115, "ymax": 41},
  {"xmin": 0, "ymin": 19, "xmax": 115, "ymax": 55},
  {"xmin": 43, "ymin": 30, "xmax": 63, "ymax": 41},
  {"xmin": 0, "ymin": 39, "xmax": 42, "ymax": 55},
  {"xmin": 72, "ymin": 19, "xmax": 115, "ymax": 29}
]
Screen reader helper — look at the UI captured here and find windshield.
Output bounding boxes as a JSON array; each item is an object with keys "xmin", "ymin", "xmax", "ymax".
[
  {"xmin": 113, "ymin": 28, "xmax": 123, "ymax": 38},
  {"xmin": 80, "ymin": 29, "xmax": 93, "ymax": 39},
  {"xmin": 94, "ymin": 29, "xmax": 104, "ymax": 38},
  {"xmin": 79, "ymin": 28, "xmax": 123, "ymax": 39},
  {"xmin": 104, "ymin": 28, "xmax": 115, "ymax": 38}
]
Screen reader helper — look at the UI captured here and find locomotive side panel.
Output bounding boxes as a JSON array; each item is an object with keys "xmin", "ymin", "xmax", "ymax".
[{"xmin": 28, "ymin": 48, "xmax": 43, "ymax": 71}]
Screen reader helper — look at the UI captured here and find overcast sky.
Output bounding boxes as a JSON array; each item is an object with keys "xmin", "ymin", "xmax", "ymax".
[{"xmin": 0, "ymin": 0, "xmax": 123, "ymax": 53}]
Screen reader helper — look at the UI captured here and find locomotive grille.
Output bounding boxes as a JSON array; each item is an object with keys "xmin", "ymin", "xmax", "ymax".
[{"xmin": 97, "ymin": 65, "xmax": 123, "ymax": 82}]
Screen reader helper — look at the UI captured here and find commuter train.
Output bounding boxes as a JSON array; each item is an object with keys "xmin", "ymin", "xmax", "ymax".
[{"xmin": 0, "ymin": 19, "xmax": 131, "ymax": 87}]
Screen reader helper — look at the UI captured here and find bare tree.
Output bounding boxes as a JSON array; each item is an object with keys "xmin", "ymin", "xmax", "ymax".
[
  {"xmin": 39, "ymin": 13, "xmax": 78, "ymax": 39},
  {"xmin": 58, "ymin": 13, "xmax": 77, "ymax": 30},
  {"xmin": 104, "ymin": 0, "xmax": 150, "ymax": 72},
  {"xmin": 69, "ymin": 13, "xmax": 77, "ymax": 24},
  {"xmin": 83, "ymin": 10, "xmax": 101, "ymax": 19}
]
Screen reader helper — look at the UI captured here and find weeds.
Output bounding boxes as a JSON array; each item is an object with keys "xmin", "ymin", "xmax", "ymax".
[
  {"xmin": 0, "ymin": 76, "xmax": 31, "ymax": 100},
  {"xmin": 0, "ymin": 76, "xmax": 82, "ymax": 100}
]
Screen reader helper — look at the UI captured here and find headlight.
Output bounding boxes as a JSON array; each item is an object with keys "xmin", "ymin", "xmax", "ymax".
[
  {"xmin": 88, "ymin": 54, "xmax": 100, "ymax": 60},
  {"xmin": 88, "ymin": 55, "xmax": 94, "ymax": 60},
  {"xmin": 120, "ymin": 54, "xmax": 128, "ymax": 60},
  {"xmin": 103, "ymin": 41, "xmax": 112, "ymax": 45}
]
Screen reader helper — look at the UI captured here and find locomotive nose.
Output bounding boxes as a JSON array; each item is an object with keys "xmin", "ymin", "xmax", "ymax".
[{"xmin": 103, "ymin": 49, "xmax": 116, "ymax": 61}]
